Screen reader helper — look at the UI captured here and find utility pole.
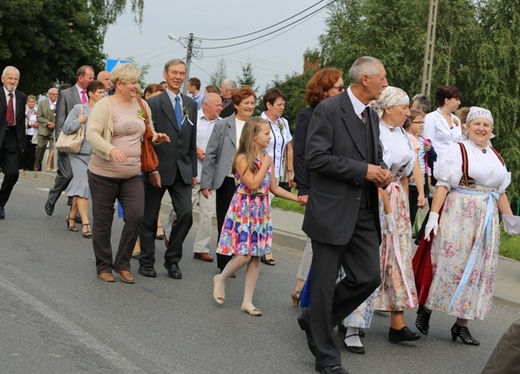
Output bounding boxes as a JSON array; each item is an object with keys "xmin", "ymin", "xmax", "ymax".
[
  {"xmin": 183, "ymin": 33, "xmax": 194, "ymax": 95},
  {"xmin": 421, "ymin": 0, "xmax": 439, "ymax": 98}
]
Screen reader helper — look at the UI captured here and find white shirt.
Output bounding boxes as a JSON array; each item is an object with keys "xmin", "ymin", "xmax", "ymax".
[
  {"xmin": 423, "ymin": 108, "xmax": 462, "ymax": 157},
  {"xmin": 261, "ymin": 112, "xmax": 293, "ymax": 179},
  {"xmin": 434, "ymin": 139, "xmax": 510, "ymax": 193},
  {"xmin": 379, "ymin": 121, "xmax": 416, "ymax": 178},
  {"xmin": 347, "ymin": 86, "xmax": 370, "ymax": 120},
  {"xmin": 196, "ymin": 109, "xmax": 220, "ymax": 182}
]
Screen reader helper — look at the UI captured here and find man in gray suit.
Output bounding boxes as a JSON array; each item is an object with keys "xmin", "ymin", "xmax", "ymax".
[
  {"xmin": 44, "ymin": 65, "xmax": 94, "ymax": 216},
  {"xmin": 138, "ymin": 58, "xmax": 197, "ymax": 280},
  {"xmin": 298, "ymin": 57, "xmax": 392, "ymax": 374},
  {"xmin": 35, "ymin": 87, "xmax": 58, "ymax": 171}
]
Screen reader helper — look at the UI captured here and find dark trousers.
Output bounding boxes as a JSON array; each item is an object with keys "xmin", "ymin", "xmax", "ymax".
[
  {"xmin": 409, "ymin": 185, "xmax": 419, "ymax": 224},
  {"xmin": 22, "ymin": 135, "xmax": 36, "ymax": 171},
  {"xmin": 303, "ymin": 209, "xmax": 381, "ymax": 368},
  {"xmin": 215, "ymin": 176, "xmax": 236, "ymax": 270},
  {"xmin": 139, "ymin": 172, "xmax": 192, "ymax": 267},
  {"xmin": 88, "ymin": 170, "xmax": 144, "ymax": 274},
  {"xmin": 0, "ymin": 128, "xmax": 21, "ymax": 208},
  {"xmin": 46, "ymin": 150, "xmax": 72, "ymax": 207}
]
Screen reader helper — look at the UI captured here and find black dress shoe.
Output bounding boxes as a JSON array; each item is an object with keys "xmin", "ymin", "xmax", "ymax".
[
  {"xmin": 138, "ymin": 266, "xmax": 157, "ymax": 278},
  {"xmin": 388, "ymin": 326, "xmax": 421, "ymax": 343},
  {"xmin": 344, "ymin": 332, "xmax": 365, "ymax": 354},
  {"xmin": 0, "ymin": 206, "xmax": 5, "ymax": 219},
  {"xmin": 164, "ymin": 261, "xmax": 182, "ymax": 279},
  {"xmin": 316, "ymin": 365, "xmax": 350, "ymax": 374},
  {"xmin": 45, "ymin": 202, "xmax": 54, "ymax": 216},
  {"xmin": 297, "ymin": 314, "xmax": 316, "ymax": 357}
]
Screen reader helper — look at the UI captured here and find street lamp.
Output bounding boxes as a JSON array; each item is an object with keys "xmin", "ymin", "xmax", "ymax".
[{"xmin": 168, "ymin": 33, "xmax": 197, "ymax": 95}]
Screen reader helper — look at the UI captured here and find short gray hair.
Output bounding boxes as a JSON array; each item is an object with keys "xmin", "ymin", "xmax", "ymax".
[
  {"xmin": 164, "ymin": 59, "xmax": 186, "ymax": 72},
  {"xmin": 349, "ymin": 56, "xmax": 383, "ymax": 84},
  {"xmin": 411, "ymin": 94, "xmax": 431, "ymax": 113},
  {"xmin": 221, "ymin": 79, "xmax": 237, "ymax": 91},
  {"xmin": 48, "ymin": 87, "xmax": 58, "ymax": 95},
  {"xmin": 2, "ymin": 66, "xmax": 20, "ymax": 77}
]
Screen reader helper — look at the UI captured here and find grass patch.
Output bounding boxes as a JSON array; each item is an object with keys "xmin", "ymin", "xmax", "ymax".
[
  {"xmin": 500, "ymin": 227, "xmax": 520, "ymax": 261},
  {"xmin": 271, "ymin": 194, "xmax": 305, "ymax": 214}
]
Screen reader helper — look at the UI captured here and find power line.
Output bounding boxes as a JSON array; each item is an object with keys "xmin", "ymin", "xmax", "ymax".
[
  {"xmin": 197, "ymin": 0, "xmax": 330, "ymax": 41},
  {"xmin": 199, "ymin": 1, "xmax": 335, "ymax": 50}
]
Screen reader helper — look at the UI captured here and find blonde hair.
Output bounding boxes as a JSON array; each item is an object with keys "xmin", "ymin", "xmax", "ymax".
[
  {"xmin": 232, "ymin": 117, "xmax": 268, "ymax": 175},
  {"xmin": 111, "ymin": 64, "xmax": 141, "ymax": 86}
]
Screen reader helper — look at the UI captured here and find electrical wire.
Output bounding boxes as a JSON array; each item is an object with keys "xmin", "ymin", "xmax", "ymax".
[
  {"xmin": 197, "ymin": 0, "xmax": 329, "ymax": 41},
  {"xmin": 200, "ymin": 1, "xmax": 335, "ymax": 50}
]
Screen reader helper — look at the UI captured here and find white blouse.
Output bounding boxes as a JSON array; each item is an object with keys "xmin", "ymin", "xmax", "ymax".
[
  {"xmin": 261, "ymin": 112, "xmax": 292, "ymax": 179},
  {"xmin": 423, "ymin": 109, "xmax": 462, "ymax": 157},
  {"xmin": 379, "ymin": 121, "xmax": 416, "ymax": 178},
  {"xmin": 434, "ymin": 139, "xmax": 510, "ymax": 193}
]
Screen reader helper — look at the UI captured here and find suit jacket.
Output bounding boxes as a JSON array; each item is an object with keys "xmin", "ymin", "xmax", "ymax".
[
  {"xmin": 55, "ymin": 85, "xmax": 81, "ymax": 137},
  {"xmin": 200, "ymin": 114, "xmax": 238, "ymax": 190},
  {"xmin": 146, "ymin": 91, "xmax": 197, "ymax": 186},
  {"xmin": 0, "ymin": 89, "xmax": 27, "ymax": 154},
  {"xmin": 219, "ymin": 99, "xmax": 235, "ymax": 118},
  {"xmin": 36, "ymin": 99, "xmax": 56, "ymax": 137},
  {"xmin": 302, "ymin": 91, "xmax": 384, "ymax": 246}
]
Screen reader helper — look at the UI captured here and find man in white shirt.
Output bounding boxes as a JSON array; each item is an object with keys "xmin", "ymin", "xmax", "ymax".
[{"xmin": 187, "ymin": 77, "xmax": 203, "ymax": 109}]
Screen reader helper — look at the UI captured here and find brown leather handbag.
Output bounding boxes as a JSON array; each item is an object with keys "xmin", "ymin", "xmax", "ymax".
[{"xmin": 137, "ymin": 98, "xmax": 159, "ymax": 173}]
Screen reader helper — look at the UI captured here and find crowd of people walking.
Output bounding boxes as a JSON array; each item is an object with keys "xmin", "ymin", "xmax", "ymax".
[{"xmin": 1, "ymin": 54, "xmax": 518, "ymax": 374}]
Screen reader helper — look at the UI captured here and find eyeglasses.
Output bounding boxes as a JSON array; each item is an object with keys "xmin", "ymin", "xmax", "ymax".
[
  {"xmin": 412, "ymin": 121, "xmax": 425, "ymax": 124},
  {"xmin": 334, "ymin": 85, "xmax": 345, "ymax": 92}
]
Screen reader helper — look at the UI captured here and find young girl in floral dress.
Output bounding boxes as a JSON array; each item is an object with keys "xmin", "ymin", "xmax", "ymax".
[{"xmin": 212, "ymin": 117, "xmax": 301, "ymax": 316}]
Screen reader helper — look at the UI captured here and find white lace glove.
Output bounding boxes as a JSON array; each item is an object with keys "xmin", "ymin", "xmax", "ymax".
[
  {"xmin": 424, "ymin": 212, "xmax": 439, "ymax": 241},
  {"xmin": 384, "ymin": 213, "xmax": 396, "ymax": 234}
]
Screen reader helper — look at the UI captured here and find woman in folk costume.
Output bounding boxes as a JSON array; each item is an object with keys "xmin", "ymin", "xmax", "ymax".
[
  {"xmin": 373, "ymin": 86, "xmax": 426, "ymax": 343},
  {"xmin": 416, "ymin": 106, "xmax": 514, "ymax": 345}
]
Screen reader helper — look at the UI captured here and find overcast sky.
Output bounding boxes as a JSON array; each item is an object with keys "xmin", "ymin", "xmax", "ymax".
[{"xmin": 103, "ymin": 0, "xmax": 330, "ymax": 93}]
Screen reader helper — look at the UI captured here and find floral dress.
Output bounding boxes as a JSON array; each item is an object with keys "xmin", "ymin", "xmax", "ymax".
[
  {"xmin": 425, "ymin": 140, "xmax": 510, "ymax": 320},
  {"xmin": 374, "ymin": 122, "xmax": 419, "ymax": 311},
  {"xmin": 216, "ymin": 158, "xmax": 273, "ymax": 257}
]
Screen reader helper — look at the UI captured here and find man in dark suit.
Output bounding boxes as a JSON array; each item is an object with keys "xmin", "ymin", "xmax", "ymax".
[
  {"xmin": 138, "ymin": 58, "xmax": 197, "ymax": 279},
  {"xmin": 44, "ymin": 65, "xmax": 94, "ymax": 216},
  {"xmin": 0, "ymin": 66, "xmax": 27, "ymax": 219},
  {"xmin": 298, "ymin": 56, "xmax": 392, "ymax": 374},
  {"xmin": 219, "ymin": 79, "xmax": 237, "ymax": 118}
]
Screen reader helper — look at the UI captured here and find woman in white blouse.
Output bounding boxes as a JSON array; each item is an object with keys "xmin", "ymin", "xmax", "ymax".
[
  {"xmin": 373, "ymin": 86, "xmax": 426, "ymax": 343},
  {"xmin": 419, "ymin": 106, "xmax": 514, "ymax": 345},
  {"xmin": 423, "ymin": 85, "xmax": 462, "ymax": 189},
  {"xmin": 260, "ymin": 87, "xmax": 294, "ymax": 266}
]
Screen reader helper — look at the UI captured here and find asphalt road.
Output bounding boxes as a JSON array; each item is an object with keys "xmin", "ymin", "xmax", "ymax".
[{"xmin": 0, "ymin": 174, "xmax": 518, "ymax": 374}]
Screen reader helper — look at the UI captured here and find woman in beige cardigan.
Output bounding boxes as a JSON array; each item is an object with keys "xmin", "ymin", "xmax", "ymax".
[{"xmin": 86, "ymin": 64, "xmax": 169, "ymax": 283}]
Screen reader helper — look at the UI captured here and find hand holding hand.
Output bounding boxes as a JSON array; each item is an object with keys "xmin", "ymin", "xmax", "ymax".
[
  {"xmin": 149, "ymin": 172, "xmax": 161, "ymax": 188},
  {"xmin": 384, "ymin": 213, "xmax": 396, "ymax": 234},
  {"xmin": 424, "ymin": 212, "xmax": 439, "ymax": 241}
]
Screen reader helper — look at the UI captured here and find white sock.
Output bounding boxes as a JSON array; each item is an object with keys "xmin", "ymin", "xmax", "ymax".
[{"xmin": 344, "ymin": 327, "xmax": 363, "ymax": 347}]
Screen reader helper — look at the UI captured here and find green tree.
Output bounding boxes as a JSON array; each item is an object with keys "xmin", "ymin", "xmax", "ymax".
[
  {"xmin": 209, "ymin": 58, "xmax": 227, "ymax": 88},
  {"xmin": 237, "ymin": 60, "xmax": 258, "ymax": 92},
  {"xmin": 0, "ymin": 0, "xmax": 143, "ymax": 95}
]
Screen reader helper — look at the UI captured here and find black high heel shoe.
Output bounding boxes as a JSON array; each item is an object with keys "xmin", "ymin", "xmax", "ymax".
[
  {"xmin": 415, "ymin": 304, "xmax": 432, "ymax": 335},
  {"xmin": 451, "ymin": 323, "xmax": 480, "ymax": 346}
]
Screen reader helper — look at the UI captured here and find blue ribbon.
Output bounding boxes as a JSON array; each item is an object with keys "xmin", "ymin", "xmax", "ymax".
[{"xmin": 448, "ymin": 189, "xmax": 499, "ymax": 311}]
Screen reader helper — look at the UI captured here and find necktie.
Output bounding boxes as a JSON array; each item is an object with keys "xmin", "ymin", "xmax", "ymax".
[
  {"xmin": 6, "ymin": 92, "xmax": 14, "ymax": 126},
  {"xmin": 81, "ymin": 90, "xmax": 87, "ymax": 104},
  {"xmin": 175, "ymin": 95, "xmax": 183, "ymax": 130},
  {"xmin": 361, "ymin": 107, "xmax": 368, "ymax": 124}
]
